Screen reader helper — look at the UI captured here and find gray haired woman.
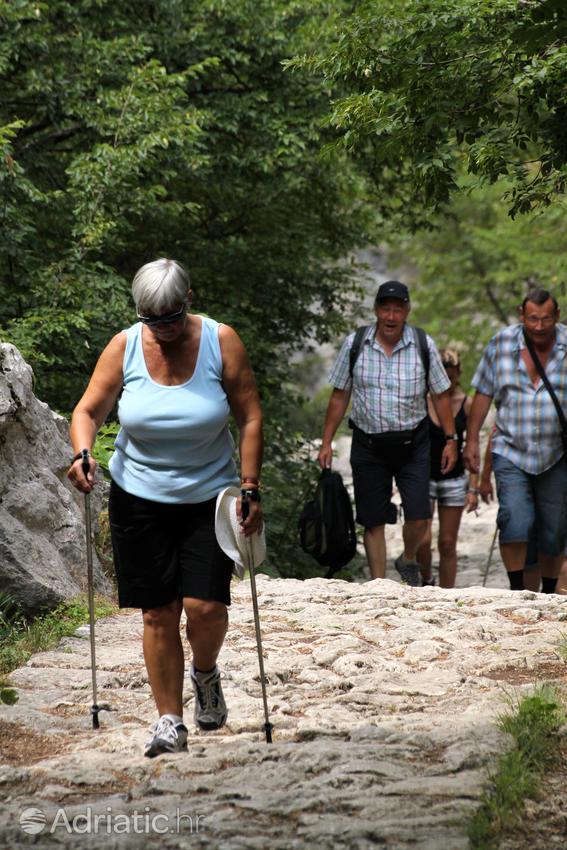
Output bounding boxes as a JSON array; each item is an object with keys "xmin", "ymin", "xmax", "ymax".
[{"xmin": 68, "ymin": 258, "xmax": 263, "ymax": 757}]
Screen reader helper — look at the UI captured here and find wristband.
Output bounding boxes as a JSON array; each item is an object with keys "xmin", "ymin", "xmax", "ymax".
[
  {"xmin": 71, "ymin": 449, "xmax": 90, "ymax": 464},
  {"xmin": 241, "ymin": 487, "xmax": 261, "ymax": 503},
  {"xmin": 468, "ymin": 487, "xmax": 480, "ymax": 495}
]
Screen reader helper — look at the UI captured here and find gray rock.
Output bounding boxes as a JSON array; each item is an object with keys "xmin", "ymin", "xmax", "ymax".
[{"xmin": 0, "ymin": 343, "xmax": 110, "ymax": 614}]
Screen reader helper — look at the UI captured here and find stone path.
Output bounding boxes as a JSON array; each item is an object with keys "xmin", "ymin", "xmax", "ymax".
[{"xmin": 1, "ymin": 576, "xmax": 567, "ymax": 849}]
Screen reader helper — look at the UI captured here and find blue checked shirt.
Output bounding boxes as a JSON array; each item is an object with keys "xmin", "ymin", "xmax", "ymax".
[
  {"xmin": 329, "ymin": 323, "xmax": 450, "ymax": 433},
  {"xmin": 472, "ymin": 323, "xmax": 567, "ymax": 474}
]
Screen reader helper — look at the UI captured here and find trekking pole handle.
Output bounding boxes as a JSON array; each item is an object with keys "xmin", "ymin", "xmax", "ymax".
[
  {"xmin": 81, "ymin": 449, "xmax": 90, "ymax": 484},
  {"xmin": 241, "ymin": 492, "xmax": 250, "ymax": 522}
]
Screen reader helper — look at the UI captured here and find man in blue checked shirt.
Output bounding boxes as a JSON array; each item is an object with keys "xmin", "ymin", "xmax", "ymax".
[
  {"xmin": 319, "ymin": 281, "xmax": 458, "ymax": 586},
  {"xmin": 464, "ymin": 288, "xmax": 567, "ymax": 593}
]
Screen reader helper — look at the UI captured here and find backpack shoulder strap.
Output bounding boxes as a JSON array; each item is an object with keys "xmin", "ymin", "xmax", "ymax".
[
  {"xmin": 412, "ymin": 326, "xmax": 430, "ymax": 393},
  {"xmin": 349, "ymin": 325, "xmax": 372, "ymax": 379}
]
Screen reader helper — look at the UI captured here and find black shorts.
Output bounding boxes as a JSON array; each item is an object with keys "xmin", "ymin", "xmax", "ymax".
[
  {"xmin": 350, "ymin": 418, "xmax": 431, "ymax": 529},
  {"xmin": 108, "ymin": 480, "xmax": 234, "ymax": 610}
]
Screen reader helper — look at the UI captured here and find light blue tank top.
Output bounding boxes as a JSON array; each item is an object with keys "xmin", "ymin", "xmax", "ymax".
[{"xmin": 109, "ymin": 317, "xmax": 238, "ymax": 503}]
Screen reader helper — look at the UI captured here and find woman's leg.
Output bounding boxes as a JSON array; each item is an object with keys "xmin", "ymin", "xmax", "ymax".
[
  {"xmin": 184, "ymin": 598, "xmax": 229, "ymax": 730},
  {"xmin": 437, "ymin": 505, "xmax": 464, "ymax": 588},
  {"xmin": 142, "ymin": 598, "xmax": 184, "ymax": 716},
  {"xmin": 184, "ymin": 598, "xmax": 228, "ymax": 671}
]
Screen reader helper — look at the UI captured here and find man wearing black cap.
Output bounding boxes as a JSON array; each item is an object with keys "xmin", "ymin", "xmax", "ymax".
[{"xmin": 319, "ymin": 281, "xmax": 458, "ymax": 586}]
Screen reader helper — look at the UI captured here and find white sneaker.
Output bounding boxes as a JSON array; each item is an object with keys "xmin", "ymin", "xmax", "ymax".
[
  {"xmin": 144, "ymin": 716, "xmax": 188, "ymax": 758},
  {"xmin": 190, "ymin": 666, "xmax": 228, "ymax": 730}
]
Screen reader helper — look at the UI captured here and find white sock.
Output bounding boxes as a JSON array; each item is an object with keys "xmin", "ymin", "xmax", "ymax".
[{"xmin": 161, "ymin": 713, "xmax": 184, "ymax": 727}]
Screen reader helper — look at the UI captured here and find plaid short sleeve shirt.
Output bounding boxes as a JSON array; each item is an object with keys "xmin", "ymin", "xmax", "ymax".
[
  {"xmin": 329, "ymin": 323, "xmax": 451, "ymax": 433},
  {"xmin": 471, "ymin": 323, "xmax": 567, "ymax": 474}
]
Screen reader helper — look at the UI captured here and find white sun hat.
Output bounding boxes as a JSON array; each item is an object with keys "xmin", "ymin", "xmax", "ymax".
[{"xmin": 215, "ymin": 486, "xmax": 267, "ymax": 579}]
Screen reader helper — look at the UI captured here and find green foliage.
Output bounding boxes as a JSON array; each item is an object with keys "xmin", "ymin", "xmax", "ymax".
[
  {"xmin": 0, "ymin": 0, "xmax": 373, "ymax": 580},
  {"xmin": 92, "ymin": 422, "xmax": 120, "ymax": 477},
  {"xmin": 556, "ymin": 631, "xmax": 567, "ymax": 662},
  {"xmin": 389, "ymin": 180, "xmax": 567, "ymax": 385},
  {"xmin": 0, "ymin": 595, "xmax": 117, "ymax": 680},
  {"xmin": 260, "ymin": 431, "xmax": 323, "ymax": 579},
  {"xmin": 290, "ymin": 0, "xmax": 567, "ymax": 224},
  {"xmin": 0, "ymin": 681, "xmax": 18, "ymax": 706},
  {"xmin": 1, "ymin": 0, "xmax": 369, "ymax": 411},
  {"xmin": 468, "ymin": 685, "xmax": 564, "ymax": 849}
]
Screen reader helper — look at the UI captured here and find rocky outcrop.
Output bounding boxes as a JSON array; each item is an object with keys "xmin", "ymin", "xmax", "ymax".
[
  {"xmin": 0, "ymin": 576, "xmax": 566, "ymax": 848},
  {"xmin": 0, "ymin": 344, "xmax": 110, "ymax": 614}
]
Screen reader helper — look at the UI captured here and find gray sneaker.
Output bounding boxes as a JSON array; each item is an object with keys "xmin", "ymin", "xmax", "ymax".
[
  {"xmin": 144, "ymin": 716, "xmax": 188, "ymax": 758},
  {"xmin": 394, "ymin": 555, "xmax": 421, "ymax": 588},
  {"xmin": 190, "ymin": 666, "xmax": 228, "ymax": 731}
]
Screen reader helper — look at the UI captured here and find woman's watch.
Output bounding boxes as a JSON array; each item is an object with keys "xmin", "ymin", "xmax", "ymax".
[{"xmin": 445, "ymin": 434, "xmax": 458, "ymax": 441}]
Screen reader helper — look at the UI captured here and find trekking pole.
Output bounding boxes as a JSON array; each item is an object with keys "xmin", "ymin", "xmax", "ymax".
[
  {"xmin": 82, "ymin": 450, "xmax": 102, "ymax": 730},
  {"xmin": 482, "ymin": 525, "xmax": 499, "ymax": 587},
  {"xmin": 241, "ymin": 496, "xmax": 273, "ymax": 744}
]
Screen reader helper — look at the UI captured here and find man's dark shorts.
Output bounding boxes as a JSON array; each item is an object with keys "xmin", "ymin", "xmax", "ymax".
[
  {"xmin": 109, "ymin": 480, "xmax": 234, "ymax": 610},
  {"xmin": 350, "ymin": 418, "xmax": 431, "ymax": 529}
]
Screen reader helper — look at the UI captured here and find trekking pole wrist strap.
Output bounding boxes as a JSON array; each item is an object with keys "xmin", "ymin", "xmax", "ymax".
[
  {"xmin": 71, "ymin": 449, "xmax": 90, "ymax": 464},
  {"xmin": 241, "ymin": 487, "xmax": 261, "ymax": 502}
]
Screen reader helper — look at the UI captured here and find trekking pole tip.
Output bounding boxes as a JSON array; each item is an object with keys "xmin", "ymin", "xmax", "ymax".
[{"xmin": 264, "ymin": 722, "xmax": 274, "ymax": 744}]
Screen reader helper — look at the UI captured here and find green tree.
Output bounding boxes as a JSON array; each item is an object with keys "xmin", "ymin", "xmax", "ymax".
[
  {"xmin": 1, "ymin": 0, "xmax": 369, "ymax": 408},
  {"xmin": 389, "ymin": 180, "xmax": 567, "ymax": 382},
  {"xmin": 1, "ymin": 0, "xmax": 370, "ymax": 578},
  {"xmin": 289, "ymin": 0, "xmax": 567, "ymax": 225}
]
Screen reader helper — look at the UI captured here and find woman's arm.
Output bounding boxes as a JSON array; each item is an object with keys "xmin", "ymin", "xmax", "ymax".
[
  {"xmin": 430, "ymin": 389, "xmax": 458, "ymax": 474},
  {"xmin": 219, "ymin": 325, "xmax": 263, "ymax": 534},
  {"xmin": 68, "ymin": 332, "xmax": 126, "ymax": 492}
]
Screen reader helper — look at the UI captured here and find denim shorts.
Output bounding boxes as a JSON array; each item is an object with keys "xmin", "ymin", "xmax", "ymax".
[
  {"xmin": 492, "ymin": 453, "xmax": 567, "ymax": 556},
  {"xmin": 429, "ymin": 474, "xmax": 468, "ymax": 507}
]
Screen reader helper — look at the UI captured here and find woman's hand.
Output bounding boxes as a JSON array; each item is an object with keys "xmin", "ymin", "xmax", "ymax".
[
  {"xmin": 464, "ymin": 490, "xmax": 479, "ymax": 514},
  {"xmin": 237, "ymin": 496, "xmax": 264, "ymax": 536},
  {"xmin": 67, "ymin": 455, "xmax": 96, "ymax": 493}
]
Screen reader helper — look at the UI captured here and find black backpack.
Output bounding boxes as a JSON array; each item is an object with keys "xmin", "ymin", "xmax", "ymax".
[{"xmin": 298, "ymin": 469, "xmax": 357, "ymax": 577}]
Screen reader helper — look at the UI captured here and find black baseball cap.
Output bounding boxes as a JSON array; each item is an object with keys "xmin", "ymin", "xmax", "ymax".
[{"xmin": 375, "ymin": 280, "xmax": 410, "ymax": 303}]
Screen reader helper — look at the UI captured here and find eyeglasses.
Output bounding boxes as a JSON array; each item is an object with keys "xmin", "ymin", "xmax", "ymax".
[
  {"xmin": 136, "ymin": 303, "xmax": 186, "ymax": 326},
  {"xmin": 524, "ymin": 315, "xmax": 556, "ymax": 327}
]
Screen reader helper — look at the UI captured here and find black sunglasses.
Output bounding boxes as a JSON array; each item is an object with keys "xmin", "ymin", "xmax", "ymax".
[{"xmin": 137, "ymin": 302, "xmax": 186, "ymax": 327}]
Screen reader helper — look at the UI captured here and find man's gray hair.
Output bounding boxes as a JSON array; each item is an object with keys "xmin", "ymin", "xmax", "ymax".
[{"xmin": 132, "ymin": 258, "xmax": 189, "ymax": 313}]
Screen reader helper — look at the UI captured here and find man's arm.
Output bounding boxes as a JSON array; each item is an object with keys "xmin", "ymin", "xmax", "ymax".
[
  {"xmin": 479, "ymin": 432, "xmax": 494, "ymax": 503},
  {"xmin": 318, "ymin": 388, "xmax": 351, "ymax": 469},
  {"xmin": 430, "ymin": 389, "xmax": 458, "ymax": 474},
  {"xmin": 463, "ymin": 392, "xmax": 493, "ymax": 473}
]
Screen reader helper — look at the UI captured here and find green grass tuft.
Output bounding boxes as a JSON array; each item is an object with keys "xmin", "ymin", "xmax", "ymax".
[
  {"xmin": 0, "ymin": 595, "xmax": 117, "ymax": 702},
  {"xmin": 468, "ymin": 685, "xmax": 564, "ymax": 849}
]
